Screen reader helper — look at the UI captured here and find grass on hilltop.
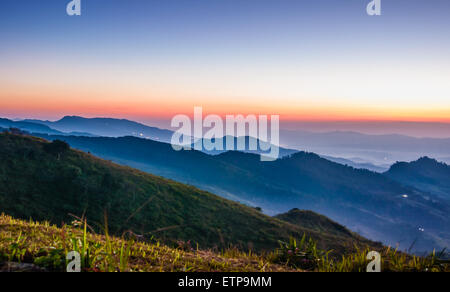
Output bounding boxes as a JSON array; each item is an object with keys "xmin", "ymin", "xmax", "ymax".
[
  {"xmin": 0, "ymin": 214, "xmax": 295, "ymax": 272},
  {"xmin": 275, "ymin": 235, "xmax": 449, "ymax": 272},
  {"xmin": 1, "ymin": 214, "xmax": 448, "ymax": 272}
]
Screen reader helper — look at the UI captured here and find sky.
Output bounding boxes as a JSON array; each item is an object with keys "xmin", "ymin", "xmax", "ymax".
[{"xmin": 1, "ymin": 0, "xmax": 450, "ymax": 133}]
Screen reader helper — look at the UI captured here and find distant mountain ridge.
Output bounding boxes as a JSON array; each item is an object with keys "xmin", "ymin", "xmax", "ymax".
[
  {"xmin": 0, "ymin": 118, "xmax": 64, "ymax": 136},
  {"xmin": 320, "ymin": 155, "xmax": 389, "ymax": 172},
  {"xmin": 22, "ymin": 116, "xmax": 297, "ymax": 158},
  {"xmin": 23, "ymin": 116, "xmax": 174, "ymax": 143},
  {"xmin": 385, "ymin": 157, "xmax": 450, "ymax": 200},
  {"xmin": 0, "ymin": 118, "xmax": 94, "ymax": 137},
  {"xmin": 12, "ymin": 115, "xmax": 450, "ymax": 166},
  {"xmin": 16, "ymin": 115, "xmax": 450, "ymax": 167},
  {"xmin": 280, "ymin": 129, "xmax": 450, "ymax": 166},
  {"xmin": 190, "ymin": 135, "xmax": 298, "ymax": 158}
]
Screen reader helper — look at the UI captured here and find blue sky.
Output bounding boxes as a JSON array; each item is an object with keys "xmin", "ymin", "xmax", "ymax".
[{"xmin": 1, "ymin": 0, "xmax": 450, "ymax": 129}]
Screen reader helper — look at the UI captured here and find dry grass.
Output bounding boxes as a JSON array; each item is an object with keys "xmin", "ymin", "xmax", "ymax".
[
  {"xmin": 2, "ymin": 214, "xmax": 447, "ymax": 272},
  {"xmin": 0, "ymin": 214, "xmax": 298, "ymax": 272}
]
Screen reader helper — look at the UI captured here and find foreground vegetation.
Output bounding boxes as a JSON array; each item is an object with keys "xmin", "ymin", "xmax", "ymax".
[
  {"xmin": 1, "ymin": 214, "xmax": 448, "ymax": 272},
  {"xmin": 275, "ymin": 236, "xmax": 449, "ymax": 272},
  {"xmin": 0, "ymin": 214, "xmax": 294, "ymax": 272}
]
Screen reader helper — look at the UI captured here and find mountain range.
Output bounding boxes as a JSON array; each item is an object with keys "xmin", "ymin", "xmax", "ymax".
[
  {"xmin": 0, "ymin": 132, "xmax": 377, "ymax": 254},
  {"xmin": 0, "ymin": 118, "xmax": 94, "ymax": 137},
  {"xmin": 23, "ymin": 116, "xmax": 174, "ymax": 143},
  {"xmin": 2, "ymin": 116, "xmax": 450, "ymax": 252},
  {"xmin": 0, "ymin": 118, "xmax": 64, "ymax": 136},
  {"xmin": 385, "ymin": 157, "xmax": 450, "ymax": 201},
  {"xmin": 280, "ymin": 129, "xmax": 450, "ymax": 166},
  {"xmin": 30, "ymin": 132, "xmax": 450, "ymax": 253},
  {"xmin": 320, "ymin": 155, "xmax": 389, "ymax": 173},
  {"xmin": 16, "ymin": 116, "xmax": 450, "ymax": 166}
]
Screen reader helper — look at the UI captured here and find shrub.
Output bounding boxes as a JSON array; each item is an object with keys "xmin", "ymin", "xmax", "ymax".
[
  {"xmin": 275, "ymin": 234, "xmax": 331, "ymax": 271},
  {"xmin": 43, "ymin": 140, "xmax": 70, "ymax": 159}
]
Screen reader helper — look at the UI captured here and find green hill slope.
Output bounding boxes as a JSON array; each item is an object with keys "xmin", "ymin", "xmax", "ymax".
[
  {"xmin": 275, "ymin": 209, "xmax": 354, "ymax": 238},
  {"xmin": 0, "ymin": 133, "xmax": 377, "ymax": 254}
]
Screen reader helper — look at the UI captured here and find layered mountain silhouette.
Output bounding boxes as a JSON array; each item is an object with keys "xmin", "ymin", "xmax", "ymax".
[
  {"xmin": 320, "ymin": 155, "xmax": 389, "ymax": 173},
  {"xmin": 0, "ymin": 118, "xmax": 93, "ymax": 136},
  {"xmin": 18, "ymin": 116, "xmax": 450, "ymax": 167},
  {"xmin": 0, "ymin": 118, "xmax": 64, "ymax": 136},
  {"xmin": 385, "ymin": 157, "xmax": 450, "ymax": 201},
  {"xmin": 0, "ymin": 133, "xmax": 377, "ymax": 254},
  {"xmin": 280, "ymin": 130, "xmax": 450, "ymax": 165},
  {"xmin": 19, "ymin": 116, "xmax": 296, "ymax": 158},
  {"xmin": 32, "ymin": 133, "xmax": 450, "ymax": 252},
  {"xmin": 23, "ymin": 116, "xmax": 174, "ymax": 143},
  {"xmin": 190, "ymin": 135, "xmax": 297, "ymax": 158}
]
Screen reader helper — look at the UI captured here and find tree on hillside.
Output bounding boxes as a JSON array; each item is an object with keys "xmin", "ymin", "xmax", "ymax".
[
  {"xmin": 8, "ymin": 128, "xmax": 27, "ymax": 135},
  {"xmin": 44, "ymin": 140, "xmax": 70, "ymax": 160}
]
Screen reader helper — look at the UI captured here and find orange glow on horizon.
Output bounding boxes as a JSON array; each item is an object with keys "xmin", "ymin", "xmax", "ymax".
[
  {"xmin": 1, "ymin": 93, "xmax": 450, "ymax": 124},
  {"xmin": 1, "ymin": 80, "xmax": 449, "ymax": 124}
]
